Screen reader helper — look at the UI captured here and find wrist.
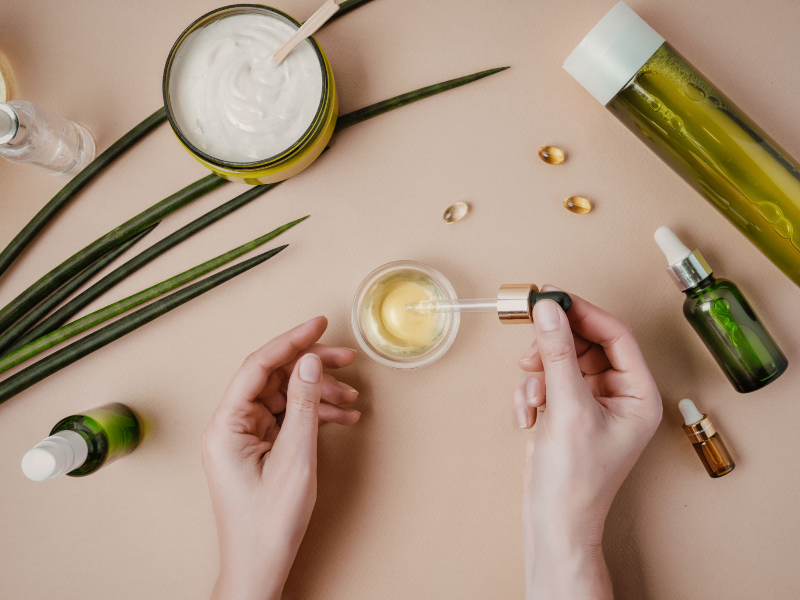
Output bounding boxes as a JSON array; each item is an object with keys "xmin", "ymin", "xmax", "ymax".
[
  {"xmin": 213, "ymin": 565, "xmax": 286, "ymax": 600},
  {"xmin": 212, "ymin": 543, "xmax": 295, "ymax": 600},
  {"xmin": 528, "ymin": 540, "xmax": 611, "ymax": 600}
]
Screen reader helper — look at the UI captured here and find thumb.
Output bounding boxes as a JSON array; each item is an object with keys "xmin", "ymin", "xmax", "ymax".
[
  {"xmin": 533, "ymin": 299, "xmax": 586, "ymax": 407},
  {"xmin": 274, "ymin": 353, "xmax": 323, "ymax": 460}
]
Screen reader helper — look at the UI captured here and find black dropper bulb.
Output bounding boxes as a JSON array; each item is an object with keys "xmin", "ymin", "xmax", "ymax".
[{"xmin": 529, "ymin": 291, "xmax": 572, "ymax": 313}]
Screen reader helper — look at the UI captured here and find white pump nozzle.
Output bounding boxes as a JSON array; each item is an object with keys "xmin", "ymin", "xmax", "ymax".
[
  {"xmin": 678, "ymin": 399, "xmax": 704, "ymax": 426},
  {"xmin": 655, "ymin": 226, "xmax": 692, "ymax": 265},
  {"xmin": 21, "ymin": 430, "xmax": 88, "ymax": 481}
]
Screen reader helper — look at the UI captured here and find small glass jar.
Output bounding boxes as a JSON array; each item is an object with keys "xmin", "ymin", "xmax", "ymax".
[
  {"xmin": 162, "ymin": 4, "xmax": 337, "ymax": 185},
  {"xmin": 352, "ymin": 261, "xmax": 460, "ymax": 369}
]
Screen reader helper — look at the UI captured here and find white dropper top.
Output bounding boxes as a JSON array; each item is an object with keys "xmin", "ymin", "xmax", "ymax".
[
  {"xmin": 678, "ymin": 399, "xmax": 704, "ymax": 426},
  {"xmin": 21, "ymin": 430, "xmax": 88, "ymax": 481},
  {"xmin": 655, "ymin": 226, "xmax": 692, "ymax": 265}
]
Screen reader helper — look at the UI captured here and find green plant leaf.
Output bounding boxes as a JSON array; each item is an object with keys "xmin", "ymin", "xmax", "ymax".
[
  {"xmin": 335, "ymin": 66, "xmax": 510, "ymax": 131},
  {"xmin": 0, "ymin": 224, "xmax": 159, "ymax": 355},
  {"xmin": 8, "ymin": 183, "xmax": 281, "ymax": 352},
  {"xmin": 0, "ymin": 173, "xmax": 227, "ymax": 336},
  {"xmin": 0, "ymin": 245, "xmax": 288, "ymax": 405},
  {"xmin": 0, "ymin": 218, "xmax": 306, "ymax": 375}
]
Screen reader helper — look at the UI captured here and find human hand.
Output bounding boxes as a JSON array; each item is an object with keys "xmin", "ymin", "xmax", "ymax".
[
  {"xmin": 513, "ymin": 288, "xmax": 662, "ymax": 599},
  {"xmin": 202, "ymin": 316, "xmax": 360, "ymax": 600}
]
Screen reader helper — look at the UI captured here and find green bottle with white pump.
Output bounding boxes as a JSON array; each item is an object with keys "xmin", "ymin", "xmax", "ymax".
[{"xmin": 21, "ymin": 403, "xmax": 140, "ymax": 481}]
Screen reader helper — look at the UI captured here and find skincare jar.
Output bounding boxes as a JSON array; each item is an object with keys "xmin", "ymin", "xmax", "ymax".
[
  {"xmin": 163, "ymin": 4, "xmax": 337, "ymax": 185},
  {"xmin": 352, "ymin": 261, "xmax": 460, "ymax": 369}
]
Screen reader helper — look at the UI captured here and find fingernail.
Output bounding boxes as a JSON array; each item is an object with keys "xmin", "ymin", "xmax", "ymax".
[
  {"xmin": 516, "ymin": 405, "xmax": 530, "ymax": 429},
  {"xmin": 534, "ymin": 300, "xmax": 560, "ymax": 332},
  {"xmin": 348, "ymin": 386, "xmax": 359, "ymax": 397},
  {"xmin": 344, "ymin": 348, "xmax": 358, "ymax": 355},
  {"xmin": 525, "ymin": 378, "xmax": 539, "ymax": 404},
  {"xmin": 521, "ymin": 344, "xmax": 539, "ymax": 361},
  {"xmin": 514, "ymin": 380, "xmax": 527, "ymax": 407},
  {"xmin": 541, "ymin": 284, "xmax": 564, "ymax": 292},
  {"xmin": 299, "ymin": 353, "xmax": 322, "ymax": 383}
]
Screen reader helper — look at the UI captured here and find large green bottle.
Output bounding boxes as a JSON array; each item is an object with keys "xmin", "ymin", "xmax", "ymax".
[
  {"xmin": 564, "ymin": 2, "xmax": 800, "ymax": 287},
  {"xmin": 656, "ymin": 227, "xmax": 787, "ymax": 393},
  {"xmin": 21, "ymin": 403, "xmax": 140, "ymax": 481}
]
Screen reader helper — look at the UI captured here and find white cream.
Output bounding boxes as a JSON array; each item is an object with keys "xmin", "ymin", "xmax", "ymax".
[{"xmin": 169, "ymin": 12, "xmax": 324, "ymax": 163}]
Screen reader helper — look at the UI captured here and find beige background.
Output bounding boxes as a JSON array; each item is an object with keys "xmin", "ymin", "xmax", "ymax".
[{"xmin": 1, "ymin": 0, "xmax": 799, "ymax": 598}]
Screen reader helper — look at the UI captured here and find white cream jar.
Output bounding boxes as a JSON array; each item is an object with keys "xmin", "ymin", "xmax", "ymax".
[{"xmin": 163, "ymin": 5, "xmax": 337, "ymax": 184}]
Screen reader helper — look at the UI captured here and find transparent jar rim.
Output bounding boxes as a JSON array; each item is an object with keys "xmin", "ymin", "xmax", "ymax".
[
  {"xmin": 162, "ymin": 4, "xmax": 330, "ymax": 169},
  {"xmin": 351, "ymin": 260, "xmax": 460, "ymax": 369}
]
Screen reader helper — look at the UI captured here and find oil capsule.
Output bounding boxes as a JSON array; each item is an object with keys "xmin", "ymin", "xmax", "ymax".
[
  {"xmin": 443, "ymin": 202, "xmax": 469, "ymax": 224},
  {"xmin": 564, "ymin": 196, "xmax": 592, "ymax": 214},
  {"xmin": 538, "ymin": 146, "xmax": 565, "ymax": 165}
]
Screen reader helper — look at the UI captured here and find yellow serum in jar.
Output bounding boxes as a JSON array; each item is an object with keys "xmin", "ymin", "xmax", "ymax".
[
  {"xmin": 361, "ymin": 271, "xmax": 445, "ymax": 356},
  {"xmin": 380, "ymin": 281, "xmax": 439, "ymax": 348}
]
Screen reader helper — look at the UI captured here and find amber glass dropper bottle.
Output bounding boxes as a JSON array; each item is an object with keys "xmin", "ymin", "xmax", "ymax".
[
  {"xmin": 679, "ymin": 399, "xmax": 735, "ymax": 478},
  {"xmin": 655, "ymin": 227, "xmax": 788, "ymax": 393}
]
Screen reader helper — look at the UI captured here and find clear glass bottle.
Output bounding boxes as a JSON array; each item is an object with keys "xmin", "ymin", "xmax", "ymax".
[
  {"xmin": 656, "ymin": 227, "xmax": 787, "ymax": 393},
  {"xmin": 564, "ymin": 2, "xmax": 800, "ymax": 288},
  {"xmin": 21, "ymin": 403, "xmax": 140, "ymax": 481},
  {"xmin": 0, "ymin": 100, "xmax": 95, "ymax": 175}
]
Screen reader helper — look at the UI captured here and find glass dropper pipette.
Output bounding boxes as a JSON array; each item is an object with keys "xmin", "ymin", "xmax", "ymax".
[
  {"xmin": 406, "ymin": 298, "xmax": 498, "ymax": 314},
  {"xmin": 406, "ymin": 285, "xmax": 573, "ymax": 324}
]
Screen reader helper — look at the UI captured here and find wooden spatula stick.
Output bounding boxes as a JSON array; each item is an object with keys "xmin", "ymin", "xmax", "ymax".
[{"xmin": 273, "ymin": 0, "xmax": 340, "ymax": 66}]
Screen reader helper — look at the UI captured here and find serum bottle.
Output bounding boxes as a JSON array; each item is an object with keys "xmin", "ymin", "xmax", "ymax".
[
  {"xmin": 0, "ymin": 100, "xmax": 95, "ymax": 175},
  {"xmin": 655, "ymin": 227, "xmax": 788, "ymax": 393},
  {"xmin": 679, "ymin": 399, "xmax": 735, "ymax": 478},
  {"xmin": 21, "ymin": 403, "xmax": 140, "ymax": 481}
]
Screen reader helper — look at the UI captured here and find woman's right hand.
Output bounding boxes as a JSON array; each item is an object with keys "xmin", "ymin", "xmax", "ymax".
[{"xmin": 513, "ymin": 288, "xmax": 662, "ymax": 600}]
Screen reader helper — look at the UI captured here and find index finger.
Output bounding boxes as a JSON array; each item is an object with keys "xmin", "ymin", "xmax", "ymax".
[
  {"xmin": 217, "ymin": 316, "xmax": 329, "ymax": 419},
  {"xmin": 542, "ymin": 287, "xmax": 649, "ymax": 376}
]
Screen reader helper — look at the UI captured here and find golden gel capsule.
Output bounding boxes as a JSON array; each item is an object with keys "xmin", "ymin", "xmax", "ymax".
[
  {"xmin": 443, "ymin": 202, "xmax": 469, "ymax": 224},
  {"xmin": 564, "ymin": 196, "xmax": 592, "ymax": 214},
  {"xmin": 538, "ymin": 146, "xmax": 565, "ymax": 165}
]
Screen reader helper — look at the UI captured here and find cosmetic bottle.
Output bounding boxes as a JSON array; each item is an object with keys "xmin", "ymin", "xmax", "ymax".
[
  {"xmin": 0, "ymin": 100, "xmax": 95, "ymax": 175},
  {"xmin": 21, "ymin": 403, "xmax": 140, "ymax": 481},
  {"xmin": 678, "ymin": 399, "xmax": 735, "ymax": 478},
  {"xmin": 655, "ymin": 227, "xmax": 787, "ymax": 393},
  {"xmin": 564, "ymin": 2, "xmax": 800, "ymax": 288}
]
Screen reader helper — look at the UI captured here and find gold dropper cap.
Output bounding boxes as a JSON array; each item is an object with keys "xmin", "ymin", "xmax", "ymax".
[{"xmin": 498, "ymin": 284, "xmax": 538, "ymax": 324}]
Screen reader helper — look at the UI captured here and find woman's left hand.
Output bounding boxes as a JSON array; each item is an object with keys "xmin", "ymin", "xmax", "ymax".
[{"xmin": 202, "ymin": 316, "xmax": 360, "ymax": 600}]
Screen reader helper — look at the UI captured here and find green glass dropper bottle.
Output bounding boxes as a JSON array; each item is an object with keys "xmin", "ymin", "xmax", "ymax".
[
  {"xmin": 655, "ymin": 227, "xmax": 788, "ymax": 393},
  {"xmin": 21, "ymin": 403, "xmax": 140, "ymax": 481}
]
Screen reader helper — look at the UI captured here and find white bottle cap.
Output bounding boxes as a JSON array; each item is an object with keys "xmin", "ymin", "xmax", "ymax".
[
  {"xmin": 654, "ymin": 226, "xmax": 692, "ymax": 265},
  {"xmin": 21, "ymin": 430, "xmax": 88, "ymax": 481},
  {"xmin": 563, "ymin": 2, "xmax": 664, "ymax": 105},
  {"xmin": 678, "ymin": 399, "xmax": 704, "ymax": 426}
]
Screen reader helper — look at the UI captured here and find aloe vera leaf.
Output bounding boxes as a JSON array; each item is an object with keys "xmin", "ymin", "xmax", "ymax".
[
  {"xmin": 9, "ymin": 183, "xmax": 280, "ymax": 352},
  {"xmin": 331, "ymin": 0, "xmax": 379, "ymax": 21},
  {"xmin": 335, "ymin": 66, "xmax": 510, "ymax": 131},
  {"xmin": 0, "ymin": 218, "xmax": 306, "ymax": 374},
  {"xmin": 0, "ymin": 108, "xmax": 168, "ymax": 282},
  {"xmin": 0, "ymin": 245, "xmax": 287, "ymax": 405},
  {"xmin": 0, "ymin": 224, "xmax": 158, "ymax": 355},
  {"xmin": 0, "ymin": 173, "xmax": 227, "ymax": 335}
]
